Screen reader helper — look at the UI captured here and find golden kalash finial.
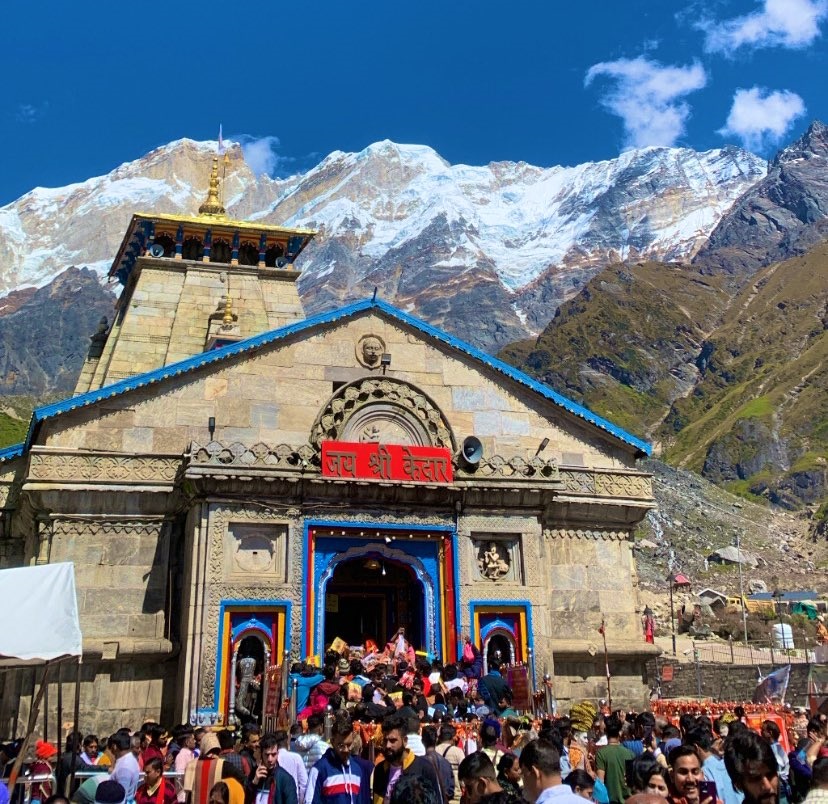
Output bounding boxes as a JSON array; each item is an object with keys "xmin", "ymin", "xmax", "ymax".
[
  {"xmin": 198, "ymin": 156, "xmax": 226, "ymax": 217},
  {"xmin": 222, "ymin": 294, "xmax": 235, "ymax": 326}
]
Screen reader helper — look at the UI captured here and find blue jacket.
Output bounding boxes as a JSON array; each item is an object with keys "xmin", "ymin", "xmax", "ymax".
[
  {"xmin": 289, "ymin": 671, "xmax": 325, "ymax": 712},
  {"xmin": 306, "ymin": 748, "xmax": 373, "ymax": 804}
]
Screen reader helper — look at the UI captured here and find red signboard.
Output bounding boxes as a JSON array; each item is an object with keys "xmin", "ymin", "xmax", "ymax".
[{"xmin": 321, "ymin": 441, "xmax": 453, "ymax": 484}]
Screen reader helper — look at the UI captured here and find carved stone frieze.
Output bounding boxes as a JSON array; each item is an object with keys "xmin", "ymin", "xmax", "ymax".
[
  {"xmin": 310, "ymin": 377, "xmax": 454, "ymax": 451},
  {"xmin": 456, "ymin": 455, "xmax": 559, "ymax": 481},
  {"xmin": 544, "ymin": 527, "xmax": 631, "ymax": 542},
  {"xmin": 28, "ymin": 451, "xmax": 180, "ymax": 484},
  {"xmin": 559, "ymin": 468, "xmax": 652, "ymax": 499},
  {"xmin": 51, "ymin": 519, "xmax": 164, "ymax": 536},
  {"xmin": 190, "ymin": 441, "xmax": 315, "ymax": 469}
]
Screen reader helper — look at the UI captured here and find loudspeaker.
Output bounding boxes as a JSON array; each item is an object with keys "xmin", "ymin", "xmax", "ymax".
[
  {"xmin": 148, "ymin": 243, "xmax": 166, "ymax": 258},
  {"xmin": 459, "ymin": 435, "xmax": 483, "ymax": 469}
]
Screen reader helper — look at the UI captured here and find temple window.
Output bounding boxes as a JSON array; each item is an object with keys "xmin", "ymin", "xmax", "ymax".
[
  {"xmin": 154, "ymin": 234, "xmax": 175, "ymax": 257},
  {"xmin": 182, "ymin": 236, "xmax": 204, "ymax": 261},
  {"xmin": 238, "ymin": 242, "xmax": 259, "ymax": 266},
  {"xmin": 264, "ymin": 243, "xmax": 285, "ymax": 268},
  {"xmin": 212, "ymin": 238, "xmax": 232, "ymax": 264}
]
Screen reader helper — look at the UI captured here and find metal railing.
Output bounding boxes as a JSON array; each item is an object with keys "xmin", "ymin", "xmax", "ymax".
[
  {"xmin": 690, "ymin": 635, "xmax": 816, "ymax": 666},
  {"xmin": 3, "ymin": 771, "xmax": 185, "ymax": 804}
]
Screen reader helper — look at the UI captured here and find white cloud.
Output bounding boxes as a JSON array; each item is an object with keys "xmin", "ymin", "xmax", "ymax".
[
  {"xmin": 236, "ymin": 135, "xmax": 286, "ymax": 177},
  {"xmin": 15, "ymin": 102, "xmax": 48, "ymax": 124},
  {"xmin": 585, "ymin": 57, "xmax": 707, "ymax": 149},
  {"xmin": 702, "ymin": 0, "xmax": 827, "ymax": 53},
  {"xmin": 718, "ymin": 87, "xmax": 806, "ymax": 151}
]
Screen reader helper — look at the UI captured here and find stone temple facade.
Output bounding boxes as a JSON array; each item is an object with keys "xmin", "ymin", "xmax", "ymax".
[{"xmin": 0, "ymin": 171, "xmax": 657, "ymax": 734}]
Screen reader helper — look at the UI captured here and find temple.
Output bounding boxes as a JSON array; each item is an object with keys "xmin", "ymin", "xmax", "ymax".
[{"xmin": 0, "ymin": 158, "xmax": 658, "ymax": 733}]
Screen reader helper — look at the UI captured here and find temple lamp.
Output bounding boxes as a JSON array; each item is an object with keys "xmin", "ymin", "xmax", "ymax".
[{"xmin": 668, "ymin": 572, "xmax": 691, "ymax": 656}]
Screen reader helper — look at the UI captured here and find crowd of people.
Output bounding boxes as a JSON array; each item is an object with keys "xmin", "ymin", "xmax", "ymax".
[{"xmin": 3, "ymin": 640, "xmax": 828, "ymax": 804}]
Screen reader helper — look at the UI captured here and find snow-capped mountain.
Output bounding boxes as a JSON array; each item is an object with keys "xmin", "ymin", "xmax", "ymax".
[{"xmin": 0, "ymin": 138, "xmax": 766, "ymax": 350}]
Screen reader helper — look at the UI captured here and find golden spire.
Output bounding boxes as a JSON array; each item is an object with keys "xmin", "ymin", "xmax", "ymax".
[{"xmin": 198, "ymin": 156, "xmax": 226, "ymax": 217}]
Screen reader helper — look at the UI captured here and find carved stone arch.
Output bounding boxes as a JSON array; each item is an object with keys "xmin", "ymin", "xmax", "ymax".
[{"xmin": 310, "ymin": 376, "xmax": 455, "ymax": 450}]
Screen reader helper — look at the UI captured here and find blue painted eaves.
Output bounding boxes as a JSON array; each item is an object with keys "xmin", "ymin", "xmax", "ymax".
[
  {"xmin": 0, "ymin": 443, "xmax": 24, "ymax": 463},
  {"xmin": 23, "ymin": 296, "xmax": 651, "ymax": 456}
]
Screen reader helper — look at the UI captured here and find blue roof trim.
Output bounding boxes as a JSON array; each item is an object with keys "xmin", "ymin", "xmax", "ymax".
[
  {"xmin": 24, "ymin": 296, "xmax": 651, "ymax": 455},
  {"xmin": 0, "ymin": 443, "xmax": 24, "ymax": 463}
]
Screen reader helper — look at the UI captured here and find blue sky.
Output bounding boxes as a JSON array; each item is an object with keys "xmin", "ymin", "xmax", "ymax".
[{"xmin": 2, "ymin": 0, "xmax": 826, "ymax": 204}]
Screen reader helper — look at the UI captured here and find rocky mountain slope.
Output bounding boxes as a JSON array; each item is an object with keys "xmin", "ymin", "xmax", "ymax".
[
  {"xmin": 694, "ymin": 121, "xmax": 828, "ymax": 276},
  {"xmin": 0, "ymin": 266, "xmax": 114, "ymax": 397},
  {"xmin": 0, "ymin": 138, "xmax": 765, "ymax": 353},
  {"xmin": 636, "ymin": 459, "xmax": 825, "ymax": 595},
  {"xmin": 500, "ymin": 124, "xmax": 828, "ymax": 512}
]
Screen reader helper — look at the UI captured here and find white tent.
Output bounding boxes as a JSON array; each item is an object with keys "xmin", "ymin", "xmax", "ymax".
[
  {"xmin": 1, "ymin": 563, "xmax": 82, "ymax": 793},
  {"xmin": 0, "ymin": 563, "xmax": 82, "ymax": 664}
]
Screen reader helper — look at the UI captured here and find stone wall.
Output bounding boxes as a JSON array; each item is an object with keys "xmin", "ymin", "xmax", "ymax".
[
  {"xmin": 0, "ymin": 657, "xmax": 179, "ymax": 740},
  {"xmin": 645, "ymin": 658, "xmax": 812, "ymax": 707}
]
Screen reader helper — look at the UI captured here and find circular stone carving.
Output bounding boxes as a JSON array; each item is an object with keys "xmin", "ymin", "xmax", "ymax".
[
  {"xmin": 310, "ymin": 376, "xmax": 455, "ymax": 450},
  {"xmin": 356, "ymin": 334, "xmax": 386, "ymax": 369}
]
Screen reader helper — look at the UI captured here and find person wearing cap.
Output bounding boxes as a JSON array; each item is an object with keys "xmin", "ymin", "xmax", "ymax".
[
  {"xmin": 183, "ymin": 732, "xmax": 248, "ymax": 804},
  {"xmin": 30, "ymin": 740, "xmax": 58, "ymax": 803},
  {"xmin": 96, "ymin": 780, "xmax": 127, "ymax": 804},
  {"xmin": 110, "ymin": 733, "xmax": 141, "ymax": 804}
]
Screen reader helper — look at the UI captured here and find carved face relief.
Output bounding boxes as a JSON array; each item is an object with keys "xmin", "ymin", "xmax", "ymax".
[{"xmin": 357, "ymin": 334, "xmax": 386, "ymax": 368}]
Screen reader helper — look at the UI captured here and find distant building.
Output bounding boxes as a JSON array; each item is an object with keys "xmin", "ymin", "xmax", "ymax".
[
  {"xmin": 697, "ymin": 587, "xmax": 728, "ymax": 612},
  {"xmin": 708, "ymin": 546, "xmax": 759, "ymax": 567}
]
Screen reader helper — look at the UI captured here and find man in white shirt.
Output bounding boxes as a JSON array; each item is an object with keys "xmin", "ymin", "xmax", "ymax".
[
  {"xmin": 273, "ymin": 730, "xmax": 307, "ymax": 803},
  {"xmin": 109, "ymin": 733, "xmax": 140, "ymax": 803},
  {"xmin": 518, "ymin": 739, "xmax": 585, "ymax": 804}
]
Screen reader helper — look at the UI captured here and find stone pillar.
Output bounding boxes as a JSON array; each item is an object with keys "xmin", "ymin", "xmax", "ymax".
[{"xmin": 203, "ymin": 229, "xmax": 212, "ymax": 263}]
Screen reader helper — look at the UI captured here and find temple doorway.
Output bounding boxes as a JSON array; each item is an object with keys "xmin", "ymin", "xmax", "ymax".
[
  {"xmin": 324, "ymin": 556, "xmax": 424, "ymax": 651},
  {"xmin": 484, "ymin": 631, "xmax": 516, "ymax": 671}
]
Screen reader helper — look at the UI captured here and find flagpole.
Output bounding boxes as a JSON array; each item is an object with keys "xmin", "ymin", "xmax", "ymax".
[{"xmin": 600, "ymin": 615, "xmax": 612, "ymax": 710}]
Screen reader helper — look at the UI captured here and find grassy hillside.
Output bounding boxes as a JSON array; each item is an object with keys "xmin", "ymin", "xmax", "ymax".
[
  {"xmin": 664, "ymin": 244, "xmax": 828, "ymax": 508},
  {"xmin": 499, "ymin": 246, "xmax": 828, "ymax": 511},
  {"xmin": 500, "ymin": 261, "xmax": 731, "ymax": 439},
  {"xmin": 0, "ymin": 411, "xmax": 27, "ymax": 448}
]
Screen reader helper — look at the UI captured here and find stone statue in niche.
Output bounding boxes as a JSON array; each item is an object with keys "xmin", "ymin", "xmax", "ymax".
[
  {"xmin": 478, "ymin": 541, "xmax": 511, "ymax": 580},
  {"xmin": 356, "ymin": 334, "xmax": 386, "ymax": 368}
]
